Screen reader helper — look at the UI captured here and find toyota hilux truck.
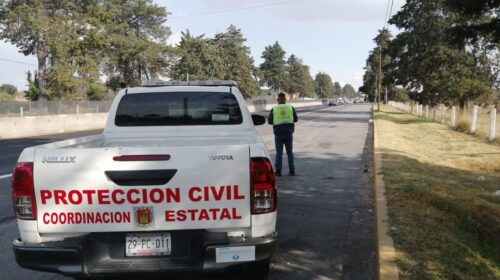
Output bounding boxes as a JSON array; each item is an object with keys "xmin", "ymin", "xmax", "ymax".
[{"xmin": 11, "ymin": 80, "xmax": 277, "ymax": 279}]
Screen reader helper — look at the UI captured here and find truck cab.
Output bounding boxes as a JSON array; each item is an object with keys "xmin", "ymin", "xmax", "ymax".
[{"xmin": 12, "ymin": 80, "xmax": 277, "ymax": 278}]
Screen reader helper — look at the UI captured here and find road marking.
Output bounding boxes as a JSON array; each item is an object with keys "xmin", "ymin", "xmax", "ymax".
[
  {"xmin": 0, "ymin": 174, "xmax": 12, "ymax": 180},
  {"xmin": 301, "ymin": 107, "xmax": 331, "ymax": 115}
]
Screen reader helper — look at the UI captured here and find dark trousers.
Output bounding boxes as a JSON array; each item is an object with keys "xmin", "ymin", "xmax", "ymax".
[{"xmin": 274, "ymin": 133, "xmax": 294, "ymax": 172}]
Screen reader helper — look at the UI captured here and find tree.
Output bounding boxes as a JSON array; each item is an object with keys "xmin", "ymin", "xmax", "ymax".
[
  {"xmin": 260, "ymin": 41, "xmax": 288, "ymax": 92},
  {"xmin": 314, "ymin": 72, "xmax": 334, "ymax": 98},
  {"xmin": 1, "ymin": 0, "xmax": 70, "ymax": 98},
  {"xmin": 86, "ymin": 83, "xmax": 109, "ymax": 100},
  {"xmin": 170, "ymin": 26, "xmax": 261, "ymax": 98},
  {"xmin": 333, "ymin": 82, "xmax": 342, "ymax": 97},
  {"xmin": 286, "ymin": 54, "xmax": 315, "ymax": 97},
  {"xmin": 444, "ymin": 0, "xmax": 500, "ymax": 43},
  {"xmin": 0, "ymin": 83, "xmax": 17, "ymax": 95},
  {"xmin": 361, "ymin": 29, "xmax": 393, "ymax": 102},
  {"xmin": 0, "ymin": 1, "xmax": 109, "ymax": 99},
  {"xmin": 342, "ymin": 84, "xmax": 357, "ymax": 98},
  {"xmin": 388, "ymin": 0, "xmax": 495, "ymax": 107},
  {"xmin": 24, "ymin": 71, "xmax": 41, "ymax": 101},
  {"xmin": 170, "ymin": 30, "xmax": 224, "ymax": 81},
  {"xmin": 103, "ymin": 0, "xmax": 171, "ymax": 89},
  {"xmin": 213, "ymin": 25, "xmax": 260, "ymax": 98}
]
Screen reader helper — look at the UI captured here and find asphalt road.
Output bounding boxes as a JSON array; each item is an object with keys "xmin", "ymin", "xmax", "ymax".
[{"xmin": 0, "ymin": 104, "xmax": 375, "ymax": 280}]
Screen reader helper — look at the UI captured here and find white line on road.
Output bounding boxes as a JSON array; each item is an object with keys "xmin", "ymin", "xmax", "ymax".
[
  {"xmin": 0, "ymin": 174, "xmax": 12, "ymax": 180},
  {"xmin": 301, "ymin": 107, "xmax": 332, "ymax": 115}
]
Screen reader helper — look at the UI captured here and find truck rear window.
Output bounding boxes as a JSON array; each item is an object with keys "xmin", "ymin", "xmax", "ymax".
[{"xmin": 115, "ymin": 92, "xmax": 243, "ymax": 126}]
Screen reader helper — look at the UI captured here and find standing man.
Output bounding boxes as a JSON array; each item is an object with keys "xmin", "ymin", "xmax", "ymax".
[{"xmin": 268, "ymin": 93, "xmax": 298, "ymax": 176}]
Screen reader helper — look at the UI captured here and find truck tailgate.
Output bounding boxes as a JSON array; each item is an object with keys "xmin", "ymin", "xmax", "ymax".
[{"xmin": 33, "ymin": 145, "xmax": 250, "ymax": 233}]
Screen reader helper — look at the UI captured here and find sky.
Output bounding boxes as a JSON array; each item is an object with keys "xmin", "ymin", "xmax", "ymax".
[{"xmin": 0, "ymin": 0, "xmax": 405, "ymax": 91}]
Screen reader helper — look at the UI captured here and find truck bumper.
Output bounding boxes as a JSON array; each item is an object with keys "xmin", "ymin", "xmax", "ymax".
[{"xmin": 13, "ymin": 231, "xmax": 277, "ymax": 277}]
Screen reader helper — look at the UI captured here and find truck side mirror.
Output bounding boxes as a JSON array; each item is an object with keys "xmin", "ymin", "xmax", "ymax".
[{"xmin": 251, "ymin": 114, "xmax": 266, "ymax": 126}]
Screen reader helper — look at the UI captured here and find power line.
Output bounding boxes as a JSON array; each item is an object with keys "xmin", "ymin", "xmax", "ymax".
[
  {"xmin": 169, "ymin": 0, "xmax": 306, "ymax": 19},
  {"xmin": 0, "ymin": 57, "xmax": 37, "ymax": 66},
  {"xmin": 384, "ymin": 0, "xmax": 391, "ymax": 27},
  {"xmin": 387, "ymin": 0, "xmax": 395, "ymax": 28},
  {"xmin": 384, "ymin": 0, "xmax": 395, "ymax": 28}
]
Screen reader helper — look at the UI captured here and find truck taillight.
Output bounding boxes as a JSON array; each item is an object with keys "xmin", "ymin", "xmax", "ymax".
[
  {"xmin": 250, "ymin": 158, "xmax": 276, "ymax": 214},
  {"xmin": 12, "ymin": 162, "xmax": 36, "ymax": 220}
]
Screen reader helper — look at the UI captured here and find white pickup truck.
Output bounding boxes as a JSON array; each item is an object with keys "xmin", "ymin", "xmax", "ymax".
[{"xmin": 12, "ymin": 81, "xmax": 277, "ymax": 279}]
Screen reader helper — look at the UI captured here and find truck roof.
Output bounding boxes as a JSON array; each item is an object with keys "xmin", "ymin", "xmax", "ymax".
[
  {"xmin": 141, "ymin": 80, "xmax": 237, "ymax": 87},
  {"xmin": 125, "ymin": 80, "xmax": 239, "ymax": 95}
]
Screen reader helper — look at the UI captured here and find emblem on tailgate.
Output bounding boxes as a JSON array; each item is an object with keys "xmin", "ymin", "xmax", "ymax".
[
  {"xmin": 134, "ymin": 207, "xmax": 153, "ymax": 228},
  {"xmin": 208, "ymin": 155, "xmax": 234, "ymax": 160},
  {"xmin": 42, "ymin": 156, "xmax": 77, "ymax": 163}
]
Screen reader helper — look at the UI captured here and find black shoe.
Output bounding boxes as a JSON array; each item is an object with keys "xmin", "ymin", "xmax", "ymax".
[
  {"xmin": 275, "ymin": 171, "xmax": 282, "ymax": 177},
  {"xmin": 289, "ymin": 170, "xmax": 295, "ymax": 176}
]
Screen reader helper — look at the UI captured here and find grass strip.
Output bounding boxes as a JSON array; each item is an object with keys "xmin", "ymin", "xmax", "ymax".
[{"xmin": 375, "ymin": 105, "xmax": 500, "ymax": 280}]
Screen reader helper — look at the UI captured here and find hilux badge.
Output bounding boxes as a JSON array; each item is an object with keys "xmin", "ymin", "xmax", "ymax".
[
  {"xmin": 134, "ymin": 207, "xmax": 153, "ymax": 227},
  {"xmin": 42, "ymin": 156, "xmax": 76, "ymax": 163}
]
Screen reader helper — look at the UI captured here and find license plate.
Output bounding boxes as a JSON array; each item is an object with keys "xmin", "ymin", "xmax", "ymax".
[{"xmin": 125, "ymin": 232, "xmax": 171, "ymax": 257}]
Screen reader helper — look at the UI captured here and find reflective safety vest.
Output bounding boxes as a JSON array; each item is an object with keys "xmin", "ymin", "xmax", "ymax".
[{"xmin": 273, "ymin": 104, "xmax": 294, "ymax": 125}]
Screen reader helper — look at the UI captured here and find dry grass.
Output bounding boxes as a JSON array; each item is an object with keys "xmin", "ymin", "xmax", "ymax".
[
  {"xmin": 436, "ymin": 107, "xmax": 499, "ymax": 144},
  {"xmin": 375, "ymin": 105, "xmax": 500, "ymax": 280}
]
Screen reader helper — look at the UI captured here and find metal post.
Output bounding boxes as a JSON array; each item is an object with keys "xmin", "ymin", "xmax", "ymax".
[
  {"xmin": 20, "ymin": 107, "xmax": 24, "ymax": 117},
  {"xmin": 76, "ymin": 103, "xmax": 79, "ymax": 114}
]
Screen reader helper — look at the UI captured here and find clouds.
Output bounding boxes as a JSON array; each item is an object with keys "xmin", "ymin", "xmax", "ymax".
[{"xmin": 200, "ymin": 0, "xmax": 404, "ymax": 22}]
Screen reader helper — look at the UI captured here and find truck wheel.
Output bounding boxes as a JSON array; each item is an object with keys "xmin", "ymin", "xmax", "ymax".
[{"xmin": 243, "ymin": 260, "xmax": 270, "ymax": 280}]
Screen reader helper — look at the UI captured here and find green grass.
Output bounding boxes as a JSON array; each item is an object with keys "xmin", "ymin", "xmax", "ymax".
[{"xmin": 375, "ymin": 105, "xmax": 500, "ymax": 280}]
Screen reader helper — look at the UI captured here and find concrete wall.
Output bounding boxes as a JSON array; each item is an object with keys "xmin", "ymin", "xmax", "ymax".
[
  {"xmin": 0, "ymin": 101, "xmax": 323, "ymax": 139},
  {"xmin": 0, "ymin": 113, "xmax": 109, "ymax": 139},
  {"xmin": 247, "ymin": 100, "xmax": 322, "ymax": 113}
]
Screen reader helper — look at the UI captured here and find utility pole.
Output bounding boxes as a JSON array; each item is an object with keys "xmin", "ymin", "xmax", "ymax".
[{"xmin": 377, "ymin": 43, "xmax": 382, "ymax": 111}]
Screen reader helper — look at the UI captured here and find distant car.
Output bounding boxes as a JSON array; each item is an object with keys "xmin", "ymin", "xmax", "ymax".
[
  {"xmin": 328, "ymin": 99, "xmax": 338, "ymax": 106},
  {"xmin": 337, "ymin": 98, "xmax": 344, "ymax": 105}
]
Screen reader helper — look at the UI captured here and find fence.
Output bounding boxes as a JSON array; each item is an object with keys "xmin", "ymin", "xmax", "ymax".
[
  {"xmin": 0, "ymin": 95, "xmax": 306, "ymax": 118},
  {"xmin": 388, "ymin": 101, "xmax": 498, "ymax": 142},
  {"xmin": 0, "ymin": 100, "xmax": 113, "ymax": 117}
]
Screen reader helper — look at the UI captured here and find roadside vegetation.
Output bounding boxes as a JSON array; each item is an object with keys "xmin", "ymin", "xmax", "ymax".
[
  {"xmin": 375, "ymin": 105, "xmax": 500, "ymax": 280},
  {"xmin": 0, "ymin": 83, "xmax": 18, "ymax": 101},
  {"xmin": 0, "ymin": 0, "xmax": 355, "ymax": 101},
  {"xmin": 361, "ymin": 0, "xmax": 498, "ymax": 109}
]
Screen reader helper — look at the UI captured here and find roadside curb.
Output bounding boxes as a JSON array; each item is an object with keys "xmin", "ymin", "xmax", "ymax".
[
  {"xmin": 373, "ymin": 110, "xmax": 400, "ymax": 280},
  {"xmin": 0, "ymin": 128, "xmax": 103, "ymax": 141}
]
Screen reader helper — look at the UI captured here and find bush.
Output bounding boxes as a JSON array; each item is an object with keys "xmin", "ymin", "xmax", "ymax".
[
  {"xmin": 86, "ymin": 83, "xmax": 108, "ymax": 100},
  {"xmin": 0, "ymin": 84, "xmax": 18, "ymax": 95},
  {"xmin": 0, "ymin": 92, "xmax": 14, "ymax": 101}
]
